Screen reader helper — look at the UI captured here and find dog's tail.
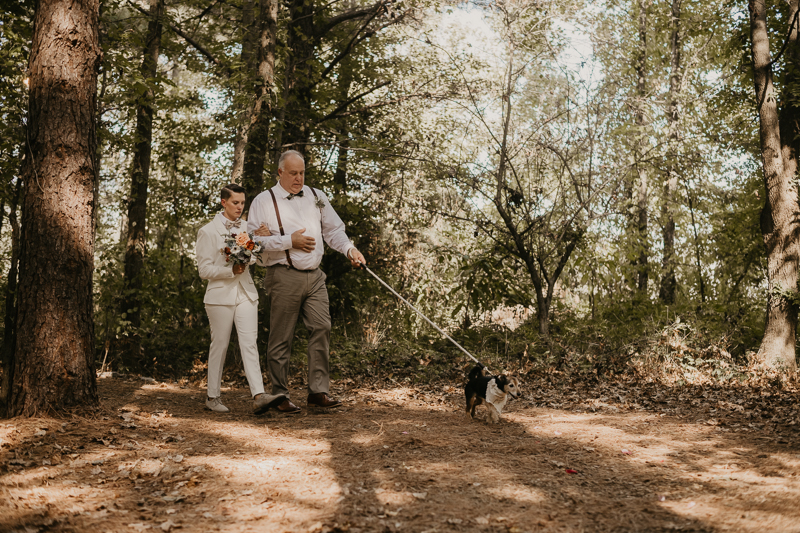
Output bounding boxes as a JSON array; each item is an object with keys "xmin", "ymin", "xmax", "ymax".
[{"xmin": 468, "ymin": 363, "xmax": 485, "ymax": 382}]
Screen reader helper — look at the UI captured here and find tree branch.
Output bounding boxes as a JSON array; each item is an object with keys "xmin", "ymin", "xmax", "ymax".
[
  {"xmin": 319, "ymin": 1, "xmax": 386, "ymax": 36},
  {"xmin": 316, "ymin": 7, "xmax": 382, "ymax": 85},
  {"xmin": 316, "ymin": 80, "xmax": 392, "ymax": 124},
  {"xmin": 128, "ymin": 0, "xmax": 231, "ymax": 76}
]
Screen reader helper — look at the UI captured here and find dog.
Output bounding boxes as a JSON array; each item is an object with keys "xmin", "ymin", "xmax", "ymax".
[{"xmin": 464, "ymin": 363, "xmax": 520, "ymax": 423}]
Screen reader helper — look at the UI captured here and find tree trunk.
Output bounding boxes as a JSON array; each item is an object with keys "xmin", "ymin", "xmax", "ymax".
[
  {"xmin": 0, "ymin": 180, "xmax": 22, "ymax": 411},
  {"xmin": 659, "ymin": 0, "xmax": 682, "ymax": 305},
  {"xmin": 241, "ymin": 0, "xmax": 278, "ymax": 211},
  {"xmin": 634, "ymin": 0, "xmax": 649, "ymax": 295},
  {"xmin": 120, "ymin": 0, "xmax": 164, "ymax": 367},
  {"xmin": 8, "ymin": 0, "xmax": 100, "ymax": 416},
  {"xmin": 278, "ymin": 0, "xmax": 317, "ymax": 155},
  {"xmin": 750, "ymin": 0, "xmax": 800, "ymax": 370},
  {"xmin": 333, "ymin": 67, "xmax": 354, "ymax": 193},
  {"xmin": 334, "ymin": 132, "xmax": 350, "ymax": 192},
  {"xmin": 230, "ymin": 0, "xmax": 258, "ymax": 183}
]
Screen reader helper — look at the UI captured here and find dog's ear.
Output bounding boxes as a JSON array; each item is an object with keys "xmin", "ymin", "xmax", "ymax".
[{"xmin": 495, "ymin": 375, "xmax": 508, "ymax": 388}]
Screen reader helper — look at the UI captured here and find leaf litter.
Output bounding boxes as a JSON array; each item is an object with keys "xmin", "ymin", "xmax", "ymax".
[{"xmin": 0, "ymin": 374, "xmax": 799, "ymax": 532}]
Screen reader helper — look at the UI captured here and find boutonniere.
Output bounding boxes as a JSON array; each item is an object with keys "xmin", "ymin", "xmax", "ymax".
[{"xmin": 314, "ymin": 196, "xmax": 325, "ymax": 211}]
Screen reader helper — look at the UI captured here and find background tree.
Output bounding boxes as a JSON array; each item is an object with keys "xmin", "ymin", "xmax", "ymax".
[
  {"xmin": 748, "ymin": 0, "xmax": 800, "ymax": 370},
  {"xmin": 119, "ymin": 0, "xmax": 165, "ymax": 367}
]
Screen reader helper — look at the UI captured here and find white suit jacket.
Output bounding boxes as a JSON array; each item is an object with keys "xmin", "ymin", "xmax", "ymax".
[{"xmin": 196, "ymin": 213, "xmax": 258, "ymax": 305}]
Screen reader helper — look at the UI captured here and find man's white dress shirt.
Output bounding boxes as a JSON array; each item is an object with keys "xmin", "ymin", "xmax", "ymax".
[{"xmin": 247, "ymin": 182, "xmax": 355, "ymax": 271}]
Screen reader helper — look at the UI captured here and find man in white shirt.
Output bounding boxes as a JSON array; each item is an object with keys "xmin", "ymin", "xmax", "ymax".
[{"xmin": 248, "ymin": 150, "xmax": 366, "ymax": 413}]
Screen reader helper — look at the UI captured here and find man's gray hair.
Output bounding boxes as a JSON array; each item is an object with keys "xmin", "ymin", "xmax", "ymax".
[{"xmin": 278, "ymin": 150, "xmax": 305, "ymax": 170}]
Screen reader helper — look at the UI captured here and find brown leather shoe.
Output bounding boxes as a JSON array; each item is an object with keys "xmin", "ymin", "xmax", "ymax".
[
  {"xmin": 276, "ymin": 399, "xmax": 301, "ymax": 414},
  {"xmin": 253, "ymin": 393, "xmax": 287, "ymax": 415},
  {"xmin": 307, "ymin": 393, "xmax": 341, "ymax": 408}
]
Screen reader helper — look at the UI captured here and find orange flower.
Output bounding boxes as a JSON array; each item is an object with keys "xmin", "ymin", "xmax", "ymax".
[
  {"xmin": 235, "ymin": 232, "xmax": 250, "ymax": 246},
  {"xmin": 246, "ymin": 241, "xmax": 255, "ymax": 250}
]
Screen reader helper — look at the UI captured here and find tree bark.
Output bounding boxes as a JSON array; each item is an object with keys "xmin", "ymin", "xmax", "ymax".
[
  {"xmin": 241, "ymin": 0, "xmax": 278, "ymax": 211},
  {"xmin": 120, "ymin": 0, "xmax": 164, "ymax": 367},
  {"xmin": 9, "ymin": 0, "xmax": 100, "ymax": 416},
  {"xmin": 750, "ymin": 0, "xmax": 800, "ymax": 370},
  {"xmin": 634, "ymin": 0, "xmax": 649, "ymax": 295},
  {"xmin": 230, "ymin": 0, "xmax": 258, "ymax": 183},
  {"xmin": 659, "ymin": 0, "xmax": 681, "ymax": 305},
  {"xmin": 277, "ymin": 0, "xmax": 317, "ymax": 155}
]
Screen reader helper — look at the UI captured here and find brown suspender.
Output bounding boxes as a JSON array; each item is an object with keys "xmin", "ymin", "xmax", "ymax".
[
  {"xmin": 268, "ymin": 187, "xmax": 321, "ymax": 269},
  {"xmin": 268, "ymin": 188, "xmax": 293, "ymax": 268}
]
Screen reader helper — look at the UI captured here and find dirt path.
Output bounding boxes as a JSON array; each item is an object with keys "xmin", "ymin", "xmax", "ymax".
[{"xmin": 2, "ymin": 375, "xmax": 800, "ymax": 532}]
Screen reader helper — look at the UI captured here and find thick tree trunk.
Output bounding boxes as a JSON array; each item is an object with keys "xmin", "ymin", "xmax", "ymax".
[
  {"xmin": 120, "ymin": 0, "xmax": 163, "ymax": 366},
  {"xmin": 659, "ymin": 0, "xmax": 682, "ymax": 305},
  {"xmin": 634, "ymin": 0, "xmax": 649, "ymax": 295},
  {"xmin": 9, "ymin": 0, "xmax": 100, "ymax": 416},
  {"xmin": 241, "ymin": 0, "xmax": 278, "ymax": 211},
  {"xmin": 750, "ymin": 0, "xmax": 800, "ymax": 370}
]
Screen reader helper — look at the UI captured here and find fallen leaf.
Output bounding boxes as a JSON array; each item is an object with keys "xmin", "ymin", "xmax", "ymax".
[
  {"xmin": 159, "ymin": 520, "xmax": 177, "ymax": 532},
  {"xmin": 621, "ymin": 449, "xmax": 632, "ymax": 455},
  {"xmin": 565, "ymin": 469, "xmax": 578, "ymax": 474},
  {"xmin": 475, "ymin": 517, "xmax": 489, "ymax": 525},
  {"xmin": 412, "ymin": 492, "xmax": 427, "ymax": 500}
]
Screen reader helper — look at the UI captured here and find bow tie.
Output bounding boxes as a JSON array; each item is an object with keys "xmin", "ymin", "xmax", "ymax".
[
  {"xmin": 287, "ymin": 190, "xmax": 304, "ymax": 200},
  {"xmin": 223, "ymin": 218, "xmax": 242, "ymax": 230}
]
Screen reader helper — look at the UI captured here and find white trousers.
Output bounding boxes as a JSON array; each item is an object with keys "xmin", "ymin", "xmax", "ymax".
[{"xmin": 205, "ymin": 284, "xmax": 265, "ymax": 398}]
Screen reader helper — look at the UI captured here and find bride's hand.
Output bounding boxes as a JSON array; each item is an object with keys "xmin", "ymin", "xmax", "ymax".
[{"xmin": 253, "ymin": 223, "xmax": 272, "ymax": 237}]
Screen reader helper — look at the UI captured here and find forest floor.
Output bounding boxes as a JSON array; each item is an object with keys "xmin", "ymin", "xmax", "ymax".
[{"xmin": 2, "ymin": 373, "xmax": 800, "ymax": 533}]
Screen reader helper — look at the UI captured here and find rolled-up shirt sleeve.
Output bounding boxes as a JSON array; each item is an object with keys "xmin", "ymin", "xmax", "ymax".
[
  {"xmin": 247, "ymin": 193, "xmax": 292, "ymax": 252},
  {"xmin": 318, "ymin": 191, "xmax": 355, "ymax": 257}
]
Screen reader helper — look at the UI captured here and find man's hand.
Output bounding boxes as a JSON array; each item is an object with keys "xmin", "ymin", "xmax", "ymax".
[
  {"xmin": 291, "ymin": 228, "xmax": 316, "ymax": 253},
  {"xmin": 253, "ymin": 223, "xmax": 271, "ymax": 237},
  {"xmin": 233, "ymin": 263, "xmax": 246, "ymax": 275},
  {"xmin": 348, "ymin": 248, "xmax": 366, "ymax": 268}
]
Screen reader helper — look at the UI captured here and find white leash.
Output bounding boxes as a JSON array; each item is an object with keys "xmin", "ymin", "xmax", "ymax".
[{"xmin": 358, "ymin": 262, "xmax": 486, "ymax": 370}]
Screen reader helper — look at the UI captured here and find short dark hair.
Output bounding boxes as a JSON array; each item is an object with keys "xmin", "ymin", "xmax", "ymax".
[{"xmin": 221, "ymin": 183, "xmax": 245, "ymax": 200}]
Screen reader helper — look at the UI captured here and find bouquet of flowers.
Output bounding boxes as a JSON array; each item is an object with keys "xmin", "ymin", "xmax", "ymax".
[{"xmin": 222, "ymin": 231, "xmax": 263, "ymax": 266}]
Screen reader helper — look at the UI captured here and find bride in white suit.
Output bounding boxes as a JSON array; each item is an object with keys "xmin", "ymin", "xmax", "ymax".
[{"xmin": 196, "ymin": 183, "xmax": 286, "ymax": 414}]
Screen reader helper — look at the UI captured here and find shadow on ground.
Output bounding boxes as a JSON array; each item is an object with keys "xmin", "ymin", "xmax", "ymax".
[{"xmin": 1, "ymin": 376, "xmax": 799, "ymax": 532}]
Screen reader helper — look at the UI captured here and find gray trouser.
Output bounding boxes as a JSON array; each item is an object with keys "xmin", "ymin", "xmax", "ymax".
[{"xmin": 264, "ymin": 266, "xmax": 331, "ymax": 397}]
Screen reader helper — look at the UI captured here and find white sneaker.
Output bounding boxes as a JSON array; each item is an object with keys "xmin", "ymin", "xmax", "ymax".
[{"xmin": 206, "ymin": 397, "xmax": 229, "ymax": 412}]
